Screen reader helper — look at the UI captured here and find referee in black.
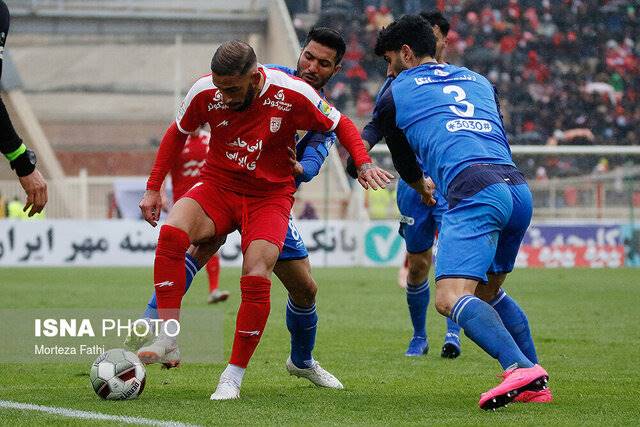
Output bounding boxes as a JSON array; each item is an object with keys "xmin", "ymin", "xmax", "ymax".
[{"xmin": 0, "ymin": 0, "xmax": 47, "ymax": 216}]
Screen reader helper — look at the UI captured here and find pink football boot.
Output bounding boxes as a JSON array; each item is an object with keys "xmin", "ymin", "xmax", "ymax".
[
  {"xmin": 479, "ymin": 364, "xmax": 549, "ymax": 410},
  {"xmin": 514, "ymin": 388, "xmax": 553, "ymax": 403}
]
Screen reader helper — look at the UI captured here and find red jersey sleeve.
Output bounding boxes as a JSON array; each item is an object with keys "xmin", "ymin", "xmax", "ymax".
[
  {"xmin": 176, "ymin": 75, "xmax": 214, "ymax": 134},
  {"xmin": 284, "ymin": 79, "xmax": 371, "ymax": 166},
  {"xmin": 147, "ymin": 122, "xmax": 189, "ymax": 191}
]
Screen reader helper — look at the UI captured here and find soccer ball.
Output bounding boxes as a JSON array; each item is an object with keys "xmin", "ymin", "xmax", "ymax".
[{"xmin": 90, "ymin": 348, "xmax": 146, "ymax": 400}]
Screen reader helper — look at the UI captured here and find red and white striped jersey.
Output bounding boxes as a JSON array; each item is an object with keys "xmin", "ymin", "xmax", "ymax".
[
  {"xmin": 175, "ymin": 66, "xmax": 341, "ymax": 196},
  {"xmin": 170, "ymin": 130, "xmax": 209, "ymax": 201}
]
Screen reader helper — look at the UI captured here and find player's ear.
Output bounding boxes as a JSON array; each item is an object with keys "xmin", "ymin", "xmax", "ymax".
[
  {"xmin": 400, "ymin": 44, "xmax": 413, "ymax": 64},
  {"xmin": 250, "ymin": 70, "xmax": 261, "ymax": 85}
]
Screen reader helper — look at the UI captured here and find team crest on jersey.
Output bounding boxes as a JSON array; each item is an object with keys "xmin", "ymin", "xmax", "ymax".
[
  {"xmin": 270, "ymin": 117, "xmax": 282, "ymax": 133},
  {"xmin": 317, "ymin": 99, "xmax": 332, "ymax": 116}
]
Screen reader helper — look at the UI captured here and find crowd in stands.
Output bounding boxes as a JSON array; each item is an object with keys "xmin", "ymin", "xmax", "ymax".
[{"xmin": 289, "ymin": 1, "xmax": 640, "ymax": 177}]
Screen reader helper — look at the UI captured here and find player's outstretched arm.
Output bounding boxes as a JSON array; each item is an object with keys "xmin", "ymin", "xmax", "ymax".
[
  {"xmin": 333, "ymin": 115, "xmax": 393, "ymax": 190},
  {"xmin": 141, "ymin": 122, "xmax": 188, "ymax": 226}
]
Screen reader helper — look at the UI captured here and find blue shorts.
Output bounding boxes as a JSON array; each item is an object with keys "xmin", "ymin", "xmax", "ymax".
[
  {"xmin": 278, "ymin": 215, "xmax": 308, "ymax": 261},
  {"xmin": 397, "ymin": 179, "xmax": 447, "ymax": 253},
  {"xmin": 435, "ymin": 182, "xmax": 532, "ymax": 283}
]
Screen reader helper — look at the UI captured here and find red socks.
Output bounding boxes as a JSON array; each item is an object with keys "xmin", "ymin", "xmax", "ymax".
[
  {"xmin": 154, "ymin": 224, "xmax": 191, "ymax": 321},
  {"xmin": 229, "ymin": 275, "xmax": 272, "ymax": 368},
  {"xmin": 206, "ymin": 255, "xmax": 221, "ymax": 292}
]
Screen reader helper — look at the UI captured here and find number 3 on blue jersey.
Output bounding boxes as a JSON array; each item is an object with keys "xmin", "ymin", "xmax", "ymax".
[{"xmin": 443, "ymin": 85, "xmax": 475, "ymax": 117}]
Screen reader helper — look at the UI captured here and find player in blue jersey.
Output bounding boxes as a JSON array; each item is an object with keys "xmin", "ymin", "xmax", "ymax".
[
  {"xmin": 372, "ymin": 15, "xmax": 551, "ymax": 409},
  {"xmin": 347, "ymin": 11, "xmax": 462, "ymax": 359},
  {"xmin": 129, "ymin": 27, "xmax": 348, "ymax": 394}
]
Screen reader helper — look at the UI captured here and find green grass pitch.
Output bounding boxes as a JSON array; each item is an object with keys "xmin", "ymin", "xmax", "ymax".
[{"xmin": 1, "ymin": 267, "xmax": 639, "ymax": 425}]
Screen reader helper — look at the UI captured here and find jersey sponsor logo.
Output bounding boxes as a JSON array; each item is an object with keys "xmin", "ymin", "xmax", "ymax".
[
  {"xmin": 227, "ymin": 137, "xmax": 248, "ymax": 148},
  {"xmin": 225, "ymin": 138, "xmax": 262, "ymax": 171},
  {"xmin": 316, "ymin": 99, "xmax": 332, "ymax": 116},
  {"xmin": 445, "ymin": 119, "xmax": 493, "ymax": 133},
  {"xmin": 208, "ymin": 102, "xmax": 228, "ymax": 111},
  {"xmin": 216, "ymin": 120, "xmax": 229, "ymax": 127},
  {"xmin": 208, "ymin": 91, "xmax": 228, "ymax": 110},
  {"xmin": 434, "ymin": 69, "xmax": 450, "ymax": 77},
  {"xmin": 270, "ymin": 117, "xmax": 282, "ymax": 133},
  {"xmin": 263, "ymin": 90, "xmax": 292, "ymax": 111},
  {"xmin": 414, "ymin": 74, "xmax": 477, "ymax": 85}
]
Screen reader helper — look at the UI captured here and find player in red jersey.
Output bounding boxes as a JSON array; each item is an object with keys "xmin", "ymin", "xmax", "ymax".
[
  {"xmin": 137, "ymin": 40, "xmax": 392, "ymax": 400},
  {"xmin": 168, "ymin": 126, "xmax": 229, "ymax": 304}
]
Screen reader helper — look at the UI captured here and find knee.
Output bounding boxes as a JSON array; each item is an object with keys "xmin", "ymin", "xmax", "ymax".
[
  {"xmin": 290, "ymin": 277, "xmax": 317, "ymax": 306},
  {"xmin": 406, "ymin": 255, "xmax": 431, "ymax": 285},
  {"xmin": 157, "ymin": 224, "xmax": 190, "ymax": 253},
  {"xmin": 434, "ymin": 296, "xmax": 452, "ymax": 317}
]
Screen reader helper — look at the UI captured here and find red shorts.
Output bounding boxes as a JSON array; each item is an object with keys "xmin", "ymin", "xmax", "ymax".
[{"xmin": 183, "ymin": 181, "xmax": 294, "ymax": 253}]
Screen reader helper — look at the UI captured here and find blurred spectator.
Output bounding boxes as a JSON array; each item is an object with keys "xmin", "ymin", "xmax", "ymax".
[{"xmin": 290, "ymin": 1, "xmax": 640, "ymax": 176}]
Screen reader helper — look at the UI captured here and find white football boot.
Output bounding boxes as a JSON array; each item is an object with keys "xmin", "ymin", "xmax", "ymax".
[
  {"xmin": 286, "ymin": 357, "xmax": 344, "ymax": 389},
  {"xmin": 210, "ymin": 375, "xmax": 241, "ymax": 400},
  {"xmin": 137, "ymin": 320, "xmax": 180, "ymax": 369}
]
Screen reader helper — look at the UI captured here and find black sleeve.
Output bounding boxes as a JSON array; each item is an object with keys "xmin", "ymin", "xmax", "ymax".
[
  {"xmin": 345, "ymin": 88, "xmax": 390, "ymax": 179},
  {"xmin": 0, "ymin": 1, "xmax": 22, "ymax": 157},
  {"xmin": 0, "ymin": 96, "xmax": 22, "ymax": 156},
  {"xmin": 376, "ymin": 89, "xmax": 423, "ymax": 184},
  {"xmin": 492, "ymin": 84, "xmax": 505, "ymax": 125}
]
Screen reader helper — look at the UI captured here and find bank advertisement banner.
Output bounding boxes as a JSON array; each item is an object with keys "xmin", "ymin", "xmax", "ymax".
[{"xmin": 0, "ymin": 219, "xmax": 637, "ymax": 267}]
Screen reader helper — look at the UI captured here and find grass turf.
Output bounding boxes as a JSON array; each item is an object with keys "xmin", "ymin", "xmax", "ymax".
[{"xmin": 1, "ymin": 267, "xmax": 639, "ymax": 425}]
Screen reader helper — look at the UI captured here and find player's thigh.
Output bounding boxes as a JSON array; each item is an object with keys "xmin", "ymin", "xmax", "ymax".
[
  {"xmin": 435, "ymin": 183, "xmax": 513, "ymax": 285},
  {"xmin": 489, "ymin": 184, "xmax": 533, "ymax": 275},
  {"xmin": 180, "ymin": 182, "xmax": 237, "ymax": 242},
  {"xmin": 241, "ymin": 194, "xmax": 294, "ymax": 277},
  {"xmin": 165, "ymin": 197, "xmax": 216, "ymax": 242},
  {"xmin": 241, "ymin": 194, "xmax": 294, "ymax": 254}
]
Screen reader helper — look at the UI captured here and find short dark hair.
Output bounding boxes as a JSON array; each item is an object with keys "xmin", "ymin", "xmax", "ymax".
[
  {"xmin": 210, "ymin": 40, "xmax": 257, "ymax": 76},
  {"xmin": 420, "ymin": 10, "xmax": 450, "ymax": 36},
  {"xmin": 374, "ymin": 15, "xmax": 436, "ymax": 58},
  {"xmin": 303, "ymin": 26, "xmax": 346, "ymax": 65}
]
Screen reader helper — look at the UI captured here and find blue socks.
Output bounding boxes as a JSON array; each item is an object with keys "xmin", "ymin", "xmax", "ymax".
[
  {"xmin": 490, "ymin": 289, "xmax": 538, "ymax": 364},
  {"xmin": 451, "ymin": 295, "xmax": 533, "ymax": 370},
  {"xmin": 143, "ymin": 253, "xmax": 201, "ymax": 319},
  {"xmin": 406, "ymin": 280, "xmax": 430, "ymax": 338},
  {"xmin": 444, "ymin": 317, "xmax": 461, "ymax": 344},
  {"xmin": 286, "ymin": 297, "xmax": 318, "ymax": 369}
]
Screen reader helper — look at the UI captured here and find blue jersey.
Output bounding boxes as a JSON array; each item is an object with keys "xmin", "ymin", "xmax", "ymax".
[
  {"xmin": 387, "ymin": 63, "xmax": 514, "ymax": 196},
  {"xmin": 265, "ymin": 64, "xmax": 335, "ymax": 187}
]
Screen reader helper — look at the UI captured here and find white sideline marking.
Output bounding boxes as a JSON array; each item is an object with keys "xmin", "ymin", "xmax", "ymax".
[{"xmin": 0, "ymin": 400, "xmax": 199, "ymax": 427}]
